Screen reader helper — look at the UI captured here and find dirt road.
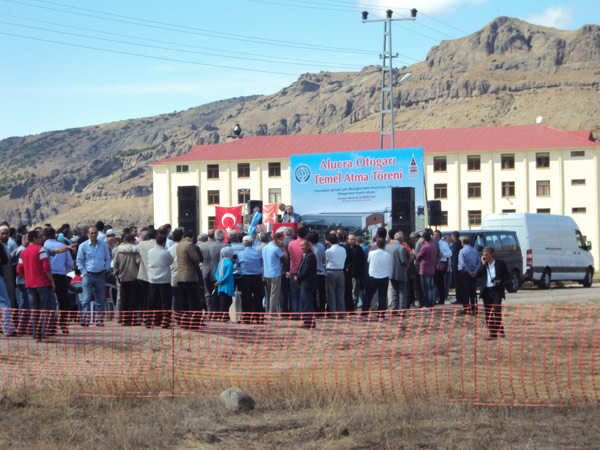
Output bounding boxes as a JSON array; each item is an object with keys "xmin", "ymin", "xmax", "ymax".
[{"xmin": 505, "ymin": 283, "xmax": 600, "ymax": 306}]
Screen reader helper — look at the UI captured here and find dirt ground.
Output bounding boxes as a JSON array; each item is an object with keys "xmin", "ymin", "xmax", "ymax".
[{"xmin": 0, "ymin": 284, "xmax": 598, "ymax": 449}]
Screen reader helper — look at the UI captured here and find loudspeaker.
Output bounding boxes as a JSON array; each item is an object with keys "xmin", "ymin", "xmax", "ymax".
[
  {"xmin": 247, "ymin": 200, "xmax": 263, "ymax": 224},
  {"xmin": 178, "ymin": 186, "xmax": 198, "ymax": 236},
  {"xmin": 427, "ymin": 200, "xmax": 442, "ymax": 226},
  {"xmin": 391, "ymin": 187, "xmax": 415, "ymax": 238}
]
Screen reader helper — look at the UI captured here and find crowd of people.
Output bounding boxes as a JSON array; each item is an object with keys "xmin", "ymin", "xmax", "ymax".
[{"xmin": 0, "ymin": 207, "xmax": 509, "ymax": 340}]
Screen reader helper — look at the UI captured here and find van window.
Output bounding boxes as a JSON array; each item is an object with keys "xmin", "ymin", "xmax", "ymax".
[
  {"xmin": 473, "ymin": 235, "xmax": 485, "ymax": 250},
  {"xmin": 499, "ymin": 233, "xmax": 518, "ymax": 251},
  {"xmin": 484, "ymin": 234, "xmax": 502, "ymax": 249},
  {"xmin": 575, "ymin": 230, "xmax": 587, "ymax": 250}
]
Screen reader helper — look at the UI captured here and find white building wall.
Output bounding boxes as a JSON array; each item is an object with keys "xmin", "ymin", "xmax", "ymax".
[{"xmin": 154, "ymin": 146, "xmax": 599, "ymax": 268}]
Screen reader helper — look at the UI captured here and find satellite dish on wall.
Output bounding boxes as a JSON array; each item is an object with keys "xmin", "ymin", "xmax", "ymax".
[{"xmin": 536, "ymin": 116, "xmax": 543, "ymax": 124}]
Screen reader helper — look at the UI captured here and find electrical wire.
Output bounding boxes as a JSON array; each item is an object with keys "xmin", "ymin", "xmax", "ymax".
[
  {"xmin": 0, "ymin": 31, "xmax": 302, "ymax": 76},
  {"xmin": 4, "ymin": 0, "xmax": 378, "ymax": 56},
  {"xmin": 0, "ymin": 17, "xmax": 365, "ymax": 70}
]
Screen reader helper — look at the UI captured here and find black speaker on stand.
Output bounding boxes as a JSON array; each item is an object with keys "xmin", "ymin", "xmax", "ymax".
[
  {"xmin": 391, "ymin": 187, "xmax": 415, "ymax": 238},
  {"xmin": 177, "ymin": 186, "xmax": 199, "ymax": 237},
  {"xmin": 427, "ymin": 200, "xmax": 442, "ymax": 227}
]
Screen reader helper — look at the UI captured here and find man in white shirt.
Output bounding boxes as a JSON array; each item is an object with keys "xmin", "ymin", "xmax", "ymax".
[
  {"xmin": 362, "ymin": 238, "xmax": 392, "ymax": 319},
  {"xmin": 325, "ymin": 233, "xmax": 346, "ymax": 314},
  {"xmin": 147, "ymin": 235, "xmax": 174, "ymax": 328}
]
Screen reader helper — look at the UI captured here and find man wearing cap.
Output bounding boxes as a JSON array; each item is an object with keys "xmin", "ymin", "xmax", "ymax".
[{"xmin": 237, "ymin": 235, "xmax": 264, "ymax": 324}]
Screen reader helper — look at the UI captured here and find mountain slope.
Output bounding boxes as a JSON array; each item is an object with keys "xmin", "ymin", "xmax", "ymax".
[{"xmin": 0, "ymin": 17, "xmax": 598, "ymax": 228}]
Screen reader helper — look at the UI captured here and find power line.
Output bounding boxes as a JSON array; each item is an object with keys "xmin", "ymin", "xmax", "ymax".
[
  {"xmin": 4, "ymin": 0, "xmax": 378, "ymax": 56},
  {"xmin": 0, "ymin": 17, "xmax": 365, "ymax": 70},
  {"xmin": 0, "ymin": 31, "xmax": 301, "ymax": 76},
  {"xmin": 247, "ymin": 0, "xmax": 356, "ymax": 13},
  {"xmin": 419, "ymin": 11, "xmax": 470, "ymax": 35}
]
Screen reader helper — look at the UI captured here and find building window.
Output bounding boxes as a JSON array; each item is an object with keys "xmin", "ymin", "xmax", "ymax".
[
  {"xmin": 434, "ymin": 183, "xmax": 447, "ymax": 199},
  {"xmin": 440, "ymin": 211, "xmax": 448, "ymax": 226},
  {"xmin": 268, "ymin": 188, "xmax": 281, "ymax": 204},
  {"xmin": 208, "ymin": 216, "xmax": 216, "ymax": 229},
  {"xmin": 207, "ymin": 190, "xmax": 220, "ymax": 205},
  {"xmin": 467, "ymin": 183, "xmax": 481, "ymax": 198},
  {"xmin": 467, "ymin": 155, "xmax": 481, "ymax": 171},
  {"xmin": 268, "ymin": 162, "xmax": 281, "ymax": 177},
  {"xmin": 433, "ymin": 156, "xmax": 447, "ymax": 172},
  {"xmin": 175, "ymin": 165, "xmax": 189, "ymax": 173},
  {"xmin": 237, "ymin": 163, "xmax": 250, "ymax": 178},
  {"xmin": 468, "ymin": 210, "xmax": 482, "ymax": 226},
  {"xmin": 536, "ymin": 180, "xmax": 550, "ymax": 197},
  {"xmin": 571, "ymin": 179, "xmax": 586, "ymax": 186},
  {"xmin": 572, "ymin": 207, "xmax": 587, "ymax": 214},
  {"xmin": 501, "ymin": 181, "xmax": 515, "ymax": 198},
  {"xmin": 571, "ymin": 151, "xmax": 585, "ymax": 157},
  {"xmin": 537, "ymin": 208, "xmax": 551, "ymax": 214},
  {"xmin": 501, "ymin": 154, "xmax": 515, "ymax": 170},
  {"xmin": 207, "ymin": 164, "xmax": 219, "ymax": 179},
  {"xmin": 238, "ymin": 188, "xmax": 250, "ymax": 204},
  {"xmin": 536, "ymin": 152, "xmax": 550, "ymax": 168},
  {"xmin": 502, "ymin": 209, "xmax": 516, "ymax": 213}
]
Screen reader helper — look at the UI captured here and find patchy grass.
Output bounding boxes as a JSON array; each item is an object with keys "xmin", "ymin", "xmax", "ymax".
[{"xmin": 0, "ymin": 385, "xmax": 598, "ymax": 449}]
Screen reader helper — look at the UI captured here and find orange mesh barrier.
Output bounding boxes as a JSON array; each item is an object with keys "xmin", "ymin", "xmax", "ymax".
[{"xmin": 0, "ymin": 306, "xmax": 599, "ymax": 406}]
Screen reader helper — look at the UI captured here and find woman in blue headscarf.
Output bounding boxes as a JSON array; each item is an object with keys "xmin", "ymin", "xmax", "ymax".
[{"xmin": 214, "ymin": 246, "xmax": 235, "ymax": 322}]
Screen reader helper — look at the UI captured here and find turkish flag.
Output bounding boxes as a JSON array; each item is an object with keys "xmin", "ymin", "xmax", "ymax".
[
  {"xmin": 215, "ymin": 205, "xmax": 242, "ymax": 242},
  {"xmin": 262, "ymin": 203, "xmax": 278, "ymax": 231}
]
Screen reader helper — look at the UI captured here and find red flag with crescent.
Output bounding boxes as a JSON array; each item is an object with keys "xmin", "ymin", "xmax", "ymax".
[
  {"xmin": 215, "ymin": 205, "xmax": 243, "ymax": 242},
  {"xmin": 262, "ymin": 203, "xmax": 278, "ymax": 228}
]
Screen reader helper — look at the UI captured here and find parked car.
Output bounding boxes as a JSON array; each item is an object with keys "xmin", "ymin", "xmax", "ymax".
[
  {"xmin": 442, "ymin": 230, "xmax": 523, "ymax": 292},
  {"xmin": 481, "ymin": 213, "xmax": 594, "ymax": 289}
]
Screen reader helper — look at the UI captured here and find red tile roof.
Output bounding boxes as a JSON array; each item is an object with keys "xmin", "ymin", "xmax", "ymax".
[{"xmin": 152, "ymin": 125, "xmax": 599, "ymax": 165}]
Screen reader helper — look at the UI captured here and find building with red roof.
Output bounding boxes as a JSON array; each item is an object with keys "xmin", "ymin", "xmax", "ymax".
[{"xmin": 152, "ymin": 124, "xmax": 600, "ymax": 265}]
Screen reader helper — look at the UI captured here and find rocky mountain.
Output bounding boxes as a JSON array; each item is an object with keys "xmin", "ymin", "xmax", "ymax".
[{"xmin": 0, "ymin": 16, "xmax": 598, "ymax": 228}]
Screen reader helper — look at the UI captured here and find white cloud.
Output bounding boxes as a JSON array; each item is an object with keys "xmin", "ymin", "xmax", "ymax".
[
  {"xmin": 525, "ymin": 6, "xmax": 575, "ymax": 29},
  {"xmin": 359, "ymin": 0, "xmax": 484, "ymax": 15}
]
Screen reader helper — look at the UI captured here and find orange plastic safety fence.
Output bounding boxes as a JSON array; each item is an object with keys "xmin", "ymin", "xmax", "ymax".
[{"xmin": 0, "ymin": 306, "xmax": 599, "ymax": 406}]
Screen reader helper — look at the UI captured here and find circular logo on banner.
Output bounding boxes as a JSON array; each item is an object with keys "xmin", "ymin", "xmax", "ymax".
[{"xmin": 294, "ymin": 164, "xmax": 311, "ymax": 183}]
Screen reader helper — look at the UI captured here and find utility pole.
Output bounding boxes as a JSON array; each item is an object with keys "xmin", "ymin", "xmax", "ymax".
[{"xmin": 362, "ymin": 9, "xmax": 416, "ymax": 149}]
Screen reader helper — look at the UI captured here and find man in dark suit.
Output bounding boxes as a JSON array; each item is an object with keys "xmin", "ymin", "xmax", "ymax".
[
  {"xmin": 476, "ymin": 246, "xmax": 510, "ymax": 340},
  {"xmin": 450, "ymin": 231, "xmax": 462, "ymax": 304},
  {"xmin": 294, "ymin": 239, "xmax": 317, "ymax": 329}
]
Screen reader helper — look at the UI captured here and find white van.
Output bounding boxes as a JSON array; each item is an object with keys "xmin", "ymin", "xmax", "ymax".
[{"xmin": 481, "ymin": 213, "xmax": 594, "ymax": 289}]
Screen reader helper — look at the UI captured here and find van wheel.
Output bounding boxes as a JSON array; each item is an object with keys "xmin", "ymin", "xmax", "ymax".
[
  {"xmin": 507, "ymin": 270, "xmax": 520, "ymax": 293},
  {"xmin": 538, "ymin": 269, "xmax": 551, "ymax": 290},
  {"xmin": 582, "ymin": 268, "xmax": 593, "ymax": 288}
]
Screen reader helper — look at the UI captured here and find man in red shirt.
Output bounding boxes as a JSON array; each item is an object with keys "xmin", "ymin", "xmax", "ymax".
[
  {"xmin": 17, "ymin": 230, "xmax": 55, "ymax": 341},
  {"xmin": 416, "ymin": 231, "xmax": 437, "ymax": 310}
]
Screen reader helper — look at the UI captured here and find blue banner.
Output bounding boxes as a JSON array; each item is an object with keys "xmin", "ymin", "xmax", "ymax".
[{"xmin": 290, "ymin": 148, "xmax": 424, "ymax": 225}]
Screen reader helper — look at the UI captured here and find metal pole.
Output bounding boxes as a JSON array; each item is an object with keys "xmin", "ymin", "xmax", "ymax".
[{"xmin": 363, "ymin": 10, "xmax": 416, "ymax": 150}]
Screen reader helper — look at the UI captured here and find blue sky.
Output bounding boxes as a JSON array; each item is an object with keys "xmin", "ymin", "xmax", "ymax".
[{"xmin": 1, "ymin": 0, "xmax": 598, "ymax": 139}]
